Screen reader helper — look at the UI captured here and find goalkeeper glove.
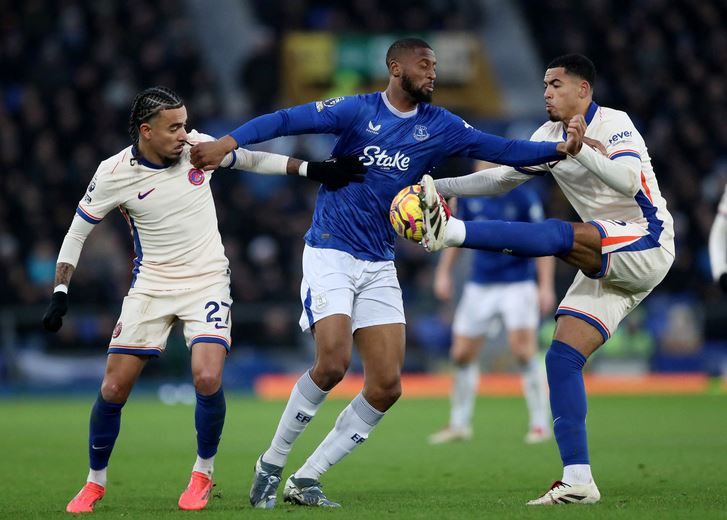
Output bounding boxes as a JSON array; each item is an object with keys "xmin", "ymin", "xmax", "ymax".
[
  {"xmin": 720, "ymin": 273, "xmax": 727, "ymax": 293},
  {"xmin": 305, "ymin": 156, "xmax": 366, "ymax": 190},
  {"xmin": 42, "ymin": 291, "xmax": 68, "ymax": 332}
]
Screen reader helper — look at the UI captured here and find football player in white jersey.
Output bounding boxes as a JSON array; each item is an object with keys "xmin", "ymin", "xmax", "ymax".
[
  {"xmin": 709, "ymin": 186, "xmax": 727, "ymax": 292},
  {"xmin": 41, "ymin": 86, "xmax": 365, "ymax": 513},
  {"xmin": 417, "ymin": 54, "xmax": 675, "ymax": 505}
]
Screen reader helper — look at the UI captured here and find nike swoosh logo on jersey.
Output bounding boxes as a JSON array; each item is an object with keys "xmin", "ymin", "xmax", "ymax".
[
  {"xmin": 214, "ymin": 323, "xmax": 228, "ymax": 329},
  {"xmin": 138, "ymin": 188, "xmax": 156, "ymax": 199}
]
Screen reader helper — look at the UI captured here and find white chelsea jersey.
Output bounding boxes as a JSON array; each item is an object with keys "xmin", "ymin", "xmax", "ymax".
[
  {"xmin": 522, "ymin": 103, "xmax": 674, "ymax": 255},
  {"xmin": 75, "ymin": 130, "xmax": 229, "ymax": 291}
]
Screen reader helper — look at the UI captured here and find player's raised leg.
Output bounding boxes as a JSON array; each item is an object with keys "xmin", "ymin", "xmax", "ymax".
[
  {"xmin": 250, "ymin": 314, "xmax": 351, "ymax": 508},
  {"xmin": 419, "ymin": 174, "xmax": 591, "ymax": 261},
  {"xmin": 285, "ymin": 323, "xmax": 404, "ymax": 507},
  {"xmin": 527, "ymin": 316, "xmax": 602, "ymax": 505},
  {"xmin": 178, "ymin": 342, "xmax": 227, "ymax": 511},
  {"xmin": 66, "ymin": 354, "xmax": 147, "ymax": 513}
]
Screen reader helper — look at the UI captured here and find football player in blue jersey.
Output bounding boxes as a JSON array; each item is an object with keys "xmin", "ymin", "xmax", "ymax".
[
  {"xmin": 191, "ymin": 38, "xmax": 584, "ymax": 508},
  {"xmin": 428, "ymin": 182, "xmax": 555, "ymax": 446}
]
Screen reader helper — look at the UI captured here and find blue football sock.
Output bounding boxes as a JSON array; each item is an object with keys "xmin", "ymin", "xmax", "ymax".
[
  {"xmin": 546, "ymin": 340, "xmax": 589, "ymax": 466},
  {"xmin": 195, "ymin": 387, "xmax": 226, "ymax": 459},
  {"xmin": 462, "ymin": 219, "xmax": 574, "ymax": 257},
  {"xmin": 89, "ymin": 393, "xmax": 125, "ymax": 470}
]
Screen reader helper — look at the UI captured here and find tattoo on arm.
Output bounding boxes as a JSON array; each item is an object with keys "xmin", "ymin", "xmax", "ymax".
[
  {"xmin": 54, "ymin": 263, "xmax": 75, "ymax": 287},
  {"xmin": 286, "ymin": 157, "xmax": 303, "ymax": 176}
]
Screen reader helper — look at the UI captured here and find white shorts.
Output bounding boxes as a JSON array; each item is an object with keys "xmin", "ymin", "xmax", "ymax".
[
  {"xmin": 452, "ymin": 280, "xmax": 539, "ymax": 338},
  {"xmin": 298, "ymin": 245, "xmax": 405, "ymax": 333},
  {"xmin": 108, "ymin": 281, "xmax": 232, "ymax": 357},
  {"xmin": 556, "ymin": 219, "xmax": 674, "ymax": 341}
]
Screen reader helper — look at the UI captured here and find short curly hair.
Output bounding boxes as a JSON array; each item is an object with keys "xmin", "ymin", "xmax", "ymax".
[
  {"xmin": 385, "ymin": 38, "xmax": 432, "ymax": 68},
  {"xmin": 128, "ymin": 86, "xmax": 184, "ymax": 143}
]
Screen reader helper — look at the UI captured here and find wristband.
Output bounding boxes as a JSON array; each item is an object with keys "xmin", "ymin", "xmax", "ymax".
[
  {"xmin": 298, "ymin": 161, "xmax": 309, "ymax": 177},
  {"xmin": 54, "ymin": 284, "xmax": 68, "ymax": 294},
  {"xmin": 223, "ymin": 150, "xmax": 237, "ymax": 168}
]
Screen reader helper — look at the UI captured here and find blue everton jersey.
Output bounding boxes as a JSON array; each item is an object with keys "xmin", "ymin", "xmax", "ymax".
[
  {"xmin": 230, "ymin": 92, "xmax": 562, "ymax": 261},
  {"xmin": 458, "ymin": 187, "xmax": 544, "ymax": 284}
]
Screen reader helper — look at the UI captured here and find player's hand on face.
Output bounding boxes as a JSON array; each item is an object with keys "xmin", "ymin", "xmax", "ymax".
[
  {"xmin": 306, "ymin": 156, "xmax": 367, "ymax": 190},
  {"xmin": 190, "ymin": 140, "xmax": 229, "ymax": 170},
  {"xmin": 564, "ymin": 114, "xmax": 587, "ymax": 156},
  {"xmin": 583, "ymin": 136, "xmax": 608, "ymax": 156},
  {"xmin": 42, "ymin": 291, "xmax": 68, "ymax": 332}
]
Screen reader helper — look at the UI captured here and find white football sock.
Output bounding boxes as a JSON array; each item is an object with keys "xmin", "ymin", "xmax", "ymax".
[
  {"xmin": 262, "ymin": 370, "xmax": 328, "ymax": 468},
  {"xmin": 87, "ymin": 468, "xmax": 107, "ymax": 488},
  {"xmin": 450, "ymin": 362, "xmax": 478, "ymax": 429},
  {"xmin": 521, "ymin": 355, "xmax": 549, "ymax": 430},
  {"xmin": 563, "ymin": 464, "xmax": 593, "ymax": 485},
  {"xmin": 192, "ymin": 455, "xmax": 215, "ymax": 477},
  {"xmin": 295, "ymin": 393, "xmax": 384, "ymax": 481},
  {"xmin": 444, "ymin": 217, "xmax": 466, "ymax": 247}
]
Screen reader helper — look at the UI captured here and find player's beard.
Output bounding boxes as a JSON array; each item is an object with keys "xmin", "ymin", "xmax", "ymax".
[{"xmin": 401, "ymin": 73, "xmax": 432, "ymax": 103}]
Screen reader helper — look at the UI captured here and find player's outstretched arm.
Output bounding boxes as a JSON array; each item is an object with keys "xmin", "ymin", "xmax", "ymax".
[
  {"xmin": 42, "ymin": 216, "xmax": 94, "ymax": 332},
  {"xmin": 223, "ymin": 149, "xmax": 366, "ymax": 190},
  {"xmin": 434, "ymin": 166, "xmax": 531, "ymax": 198},
  {"xmin": 191, "ymin": 99, "xmax": 358, "ymax": 170},
  {"xmin": 452, "ymin": 114, "xmax": 583, "ymax": 168}
]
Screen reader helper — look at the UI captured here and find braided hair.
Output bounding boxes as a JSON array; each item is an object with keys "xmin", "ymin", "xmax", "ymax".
[{"xmin": 128, "ymin": 86, "xmax": 184, "ymax": 144}]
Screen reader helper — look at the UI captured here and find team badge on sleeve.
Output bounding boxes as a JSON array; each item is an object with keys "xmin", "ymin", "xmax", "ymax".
[
  {"xmin": 188, "ymin": 168, "xmax": 205, "ymax": 186},
  {"xmin": 315, "ymin": 97, "xmax": 344, "ymax": 112}
]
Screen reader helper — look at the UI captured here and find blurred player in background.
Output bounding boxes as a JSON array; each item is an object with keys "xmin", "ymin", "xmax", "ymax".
[
  {"xmin": 708, "ymin": 185, "xmax": 727, "ymax": 292},
  {"xmin": 418, "ymin": 54, "xmax": 674, "ymax": 504},
  {"xmin": 191, "ymin": 38, "xmax": 582, "ymax": 508},
  {"xmin": 429, "ymin": 183, "xmax": 555, "ymax": 446},
  {"xmin": 41, "ymin": 86, "xmax": 363, "ymax": 513}
]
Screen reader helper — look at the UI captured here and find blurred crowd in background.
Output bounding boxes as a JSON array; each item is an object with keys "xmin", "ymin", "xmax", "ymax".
[{"xmin": 1, "ymin": 0, "xmax": 725, "ymax": 386}]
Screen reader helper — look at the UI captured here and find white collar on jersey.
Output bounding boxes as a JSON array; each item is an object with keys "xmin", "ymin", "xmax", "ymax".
[{"xmin": 380, "ymin": 91, "xmax": 418, "ymax": 119}]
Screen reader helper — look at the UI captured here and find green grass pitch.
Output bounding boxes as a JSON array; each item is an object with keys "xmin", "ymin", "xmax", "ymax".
[{"xmin": 2, "ymin": 394, "xmax": 726, "ymax": 519}]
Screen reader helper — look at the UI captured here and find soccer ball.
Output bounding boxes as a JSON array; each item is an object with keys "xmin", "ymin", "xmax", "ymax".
[{"xmin": 390, "ymin": 184, "xmax": 424, "ymax": 242}]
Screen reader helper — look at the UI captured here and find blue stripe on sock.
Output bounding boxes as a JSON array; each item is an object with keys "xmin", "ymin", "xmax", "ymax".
[{"xmin": 546, "ymin": 340, "xmax": 590, "ymax": 466}]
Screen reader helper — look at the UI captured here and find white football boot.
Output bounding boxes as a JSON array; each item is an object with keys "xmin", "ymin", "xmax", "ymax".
[
  {"xmin": 418, "ymin": 174, "xmax": 449, "ymax": 252},
  {"xmin": 527, "ymin": 480, "xmax": 601, "ymax": 505}
]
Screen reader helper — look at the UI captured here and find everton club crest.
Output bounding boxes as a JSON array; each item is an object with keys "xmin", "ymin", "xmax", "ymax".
[{"xmin": 413, "ymin": 124, "xmax": 429, "ymax": 142}]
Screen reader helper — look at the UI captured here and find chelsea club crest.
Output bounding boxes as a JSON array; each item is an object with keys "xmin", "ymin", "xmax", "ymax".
[{"xmin": 413, "ymin": 124, "xmax": 429, "ymax": 141}]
